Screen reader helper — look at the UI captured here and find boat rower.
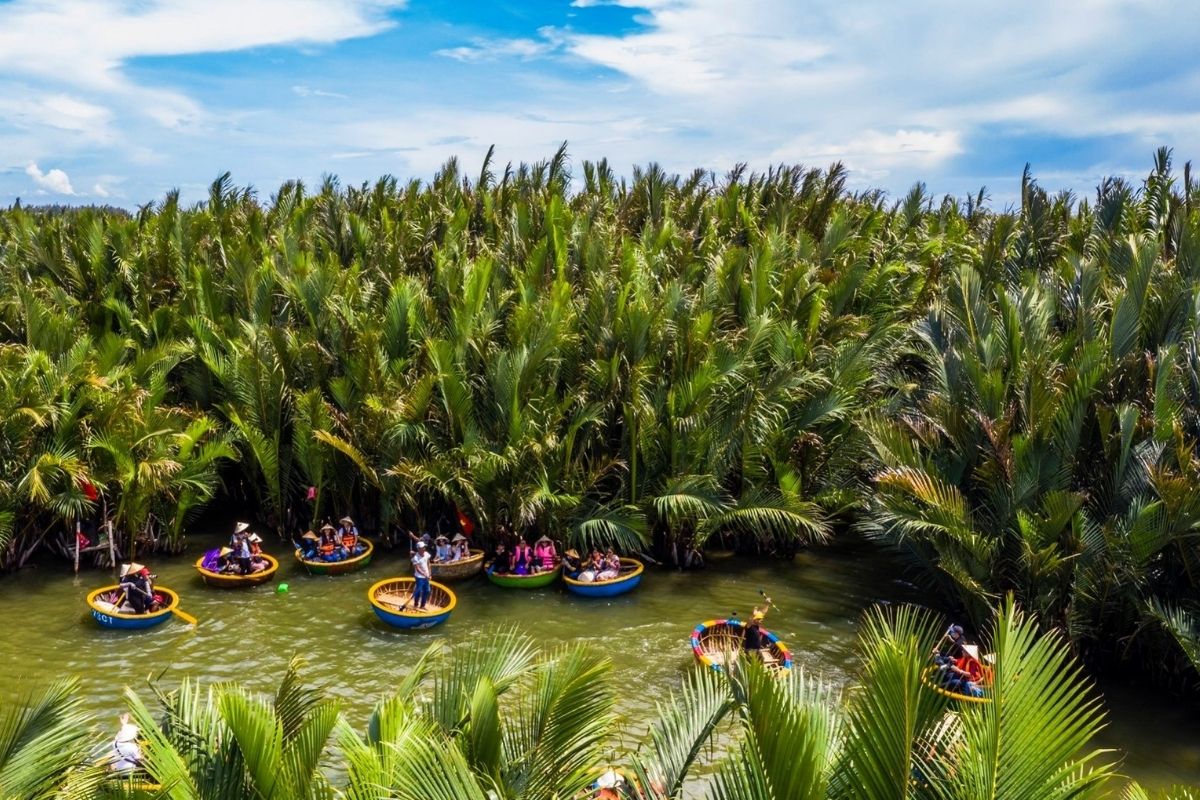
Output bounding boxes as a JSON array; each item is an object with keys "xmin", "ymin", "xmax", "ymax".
[
  {"xmin": 743, "ymin": 608, "xmax": 769, "ymax": 653},
  {"xmin": 119, "ymin": 563, "xmax": 154, "ymax": 614}
]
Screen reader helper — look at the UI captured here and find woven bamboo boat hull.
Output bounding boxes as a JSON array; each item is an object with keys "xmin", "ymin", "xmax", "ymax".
[
  {"xmin": 87, "ymin": 585, "xmax": 180, "ymax": 630},
  {"xmin": 369, "ymin": 577, "xmax": 456, "ymax": 629}
]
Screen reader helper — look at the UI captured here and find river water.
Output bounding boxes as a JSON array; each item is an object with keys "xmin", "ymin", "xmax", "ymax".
[{"xmin": 2, "ymin": 534, "xmax": 1197, "ymax": 793}]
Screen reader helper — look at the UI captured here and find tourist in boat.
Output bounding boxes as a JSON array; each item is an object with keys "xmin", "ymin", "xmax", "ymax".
[
  {"xmin": 318, "ymin": 523, "xmax": 339, "ymax": 561},
  {"xmin": 215, "ymin": 546, "xmax": 236, "ymax": 573},
  {"xmin": 298, "ymin": 530, "xmax": 319, "ymax": 559},
  {"xmin": 247, "ymin": 534, "xmax": 269, "ymax": 572},
  {"xmin": 940, "ymin": 644, "xmax": 986, "ymax": 698},
  {"xmin": 577, "ymin": 549, "xmax": 603, "ymax": 582},
  {"xmin": 597, "ymin": 547, "xmax": 621, "ymax": 580},
  {"xmin": 411, "ymin": 540, "xmax": 432, "ymax": 610},
  {"xmin": 434, "ymin": 535, "xmax": 452, "ymax": 562},
  {"xmin": 338, "ymin": 517, "xmax": 359, "ymax": 556},
  {"xmin": 562, "ymin": 548, "xmax": 582, "ymax": 577},
  {"xmin": 119, "ymin": 563, "xmax": 156, "ymax": 614},
  {"xmin": 451, "ymin": 533, "xmax": 470, "ymax": 561},
  {"xmin": 533, "ymin": 536, "xmax": 557, "ymax": 571},
  {"xmin": 110, "ymin": 713, "xmax": 142, "ymax": 772},
  {"xmin": 489, "ymin": 541, "xmax": 510, "ymax": 574},
  {"xmin": 511, "ymin": 536, "xmax": 535, "ymax": 575}
]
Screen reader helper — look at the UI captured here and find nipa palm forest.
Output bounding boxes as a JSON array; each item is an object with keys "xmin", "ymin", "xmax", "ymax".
[{"xmin": 3, "ymin": 145, "xmax": 1200, "ymax": 697}]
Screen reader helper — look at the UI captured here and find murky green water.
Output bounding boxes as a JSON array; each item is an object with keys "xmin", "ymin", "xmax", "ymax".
[{"xmin": 1, "ymin": 534, "xmax": 1196, "ymax": 792}]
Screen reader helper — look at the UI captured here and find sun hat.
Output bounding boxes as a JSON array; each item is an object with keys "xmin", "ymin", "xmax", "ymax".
[
  {"xmin": 451, "ymin": 533, "xmax": 467, "ymax": 543},
  {"xmin": 119, "ymin": 563, "xmax": 133, "ymax": 577},
  {"xmin": 248, "ymin": 533, "xmax": 262, "ymax": 543},
  {"xmin": 340, "ymin": 517, "xmax": 354, "ymax": 525},
  {"xmin": 535, "ymin": 535, "xmax": 552, "ymax": 544},
  {"xmin": 751, "ymin": 610, "xmax": 765, "ymax": 622},
  {"xmin": 127, "ymin": 562, "xmax": 145, "ymax": 575},
  {"xmin": 235, "ymin": 521, "xmax": 250, "ymax": 534},
  {"xmin": 435, "ymin": 535, "xmax": 449, "ymax": 543},
  {"xmin": 565, "ymin": 548, "xmax": 580, "ymax": 559},
  {"xmin": 963, "ymin": 644, "xmax": 981, "ymax": 660},
  {"xmin": 115, "ymin": 721, "xmax": 140, "ymax": 743},
  {"xmin": 320, "ymin": 523, "xmax": 335, "ymax": 532},
  {"xmin": 416, "ymin": 541, "xmax": 426, "ymax": 549},
  {"xmin": 219, "ymin": 547, "xmax": 233, "ymax": 556},
  {"xmin": 301, "ymin": 531, "xmax": 319, "ymax": 540}
]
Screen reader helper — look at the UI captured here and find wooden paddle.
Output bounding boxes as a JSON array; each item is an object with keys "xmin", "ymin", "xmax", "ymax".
[
  {"xmin": 758, "ymin": 589, "xmax": 781, "ymax": 612},
  {"xmin": 171, "ymin": 607, "xmax": 199, "ymax": 627}
]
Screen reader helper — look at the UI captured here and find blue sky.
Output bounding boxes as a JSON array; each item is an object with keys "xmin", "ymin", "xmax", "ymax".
[{"xmin": 2, "ymin": 0, "xmax": 1199, "ymax": 207}]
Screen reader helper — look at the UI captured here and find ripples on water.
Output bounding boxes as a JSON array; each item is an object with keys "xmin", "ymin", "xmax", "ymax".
[{"xmin": 1, "ymin": 538, "xmax": 1196, "ymax": 792}]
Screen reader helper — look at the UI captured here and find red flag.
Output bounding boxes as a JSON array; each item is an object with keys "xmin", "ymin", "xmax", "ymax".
[
  {"xmin": 457, "ymin": 510, "xmax": 475, "ymax": 537},
  {"xmin": 81, "ymin": 479, "xmax": 98, "ymax": 501},
  {"xmin": 76, "ymin": 531, "xmax": 90, "ymax": 549}
]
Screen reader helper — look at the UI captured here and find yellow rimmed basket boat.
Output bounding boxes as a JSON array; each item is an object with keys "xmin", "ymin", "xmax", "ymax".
[
  {"xmin": 368, "ymin": 577, "xmax": 457, "ymax": 629},
  {"xmin": 87, "ymin": 585, "xmax": 180, "ymax": 630},
  {"xmin": 920, "ymin": 664, "xmax": 993, "ymax": 704},
  {"xmin": 563, "ymin": 557, "xmax": 644, "ymax": 597},
  {"xmin": 194, "ymin": 554, "xmax": 279, "ymax": 587},
  {"xmin": 430, "ymin": 549, "xmax": 486, "ymax": 580},
  {"xmin": 295, "ymin": 537, "xmax": 374, "ymax": 575}
]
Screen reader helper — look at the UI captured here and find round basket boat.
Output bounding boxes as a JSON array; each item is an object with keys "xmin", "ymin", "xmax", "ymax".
[
  {"xmin": 295, "ymin": 537, "xmax": 374, "ymax": 575},
  {"xmin": 485, "ymin": 561, "xmax": 561, "ymax": 589},
  {"xmin": 690, "ymin": 619, "xmax": 792, "ymax": 675},
  {"xmin": 564, "ymin": 558, "xmax": 644, "ymax": 598},
  {"xmin": 920, "ymin": 664, "xmax": 993, "ymax": 704},
  {"xmin": 87, "ymin": 585, "xmax": 180, "ymax": 630},
  {"xmin": 194, "ymin": 554, "xmax": 279, "ymax": 587},
  {"xmin": 430, "ymin": 549, "xmax": 486, "ymax": 581},
  {"xmin": 368, "ymin": 577, "xmax": 456, "ymax": 629}
]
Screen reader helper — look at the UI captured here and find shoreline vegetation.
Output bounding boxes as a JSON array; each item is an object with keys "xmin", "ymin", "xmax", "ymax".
[
  {"xmin": 3, "ymin": 145, "xmax": 1200, "ymax": 695},
  {"xmin": 9, "ymin": 604, "xmax": 1195, "ymax": 799}
]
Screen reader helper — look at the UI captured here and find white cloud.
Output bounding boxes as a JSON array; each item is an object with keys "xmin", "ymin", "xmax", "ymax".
[
  {"xmin": 92, "ymin": 183, "xmax": 110, "ymax": 198},
  {"xmin": 25, "ymin": 163, "xmax": 75, "ymax": 195},
  {"xmin": 0, "ymin": 0, "xmax": 402, "ymax": 136},
  {"xmin": 435, "ymin": 27, "xmax": 564, "ymax": 62},
  {"xmin": 293, "ymin": 86, "xmax": 349, "ymax": 99}
]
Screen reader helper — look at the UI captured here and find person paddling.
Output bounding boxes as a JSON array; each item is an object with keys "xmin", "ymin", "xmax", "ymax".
[
  {"xmin": 119, "ymin": 563, "xmax": 155, "ymax": 614},
  {"xmin": 743, "ymin": 606, "xmax": 770, "ymax": 655},
  {"xmin": 411, "ymin": 540, "xmax": 432, "ymax": 610}
]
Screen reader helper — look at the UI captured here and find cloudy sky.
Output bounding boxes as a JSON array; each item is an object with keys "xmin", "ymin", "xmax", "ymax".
[{"xmin": 1, "ymin": 0, "xmax": 1198, "ymax": 207}]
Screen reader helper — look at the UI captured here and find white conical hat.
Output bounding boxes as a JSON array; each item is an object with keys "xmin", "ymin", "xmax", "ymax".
[
  {"xmin": 235, "ymin": 521, "xmax": 250, "ymax": 534},
  {"xmin": 963, "ymin": 644, "xmax": 981, "ymax": 660},
  {"xmin": 115, "ymin": 722, "xmax": 139, "ymax": 743}
]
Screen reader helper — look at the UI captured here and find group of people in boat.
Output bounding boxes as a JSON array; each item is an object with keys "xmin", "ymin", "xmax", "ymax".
[
  {"xmin": 931, "ymin": 623, "xmax": 990, "ymax": 698},
  {"xmin": 115, "ymin": 562, "xmax": 160, "ymax": 614},
  {"xmin": 563, "ymin": 547, "xmax": 624, "ymax": 582},
  {"xmin": 488, "ymin": 534, "xmax": 560, "ymax": 575},
  {"xmin": 207, "ymin": 522, "xmax": 271, "ymax": 575},
  {"xmin": 298, "ymin": 517, "xmax": 366, "ymax": 562}
]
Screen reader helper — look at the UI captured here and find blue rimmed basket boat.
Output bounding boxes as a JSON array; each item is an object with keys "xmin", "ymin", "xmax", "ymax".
[
  {"xmin": 87, "ymin": 585, "xmax": 180, "ymax": 630},
  {"xmin": 564, "ymin": 557, "xmax": 644, "ymax": 598},
  {"xmin": 368, "ymin": 577, "xmax": 456, "ymax": 629}
]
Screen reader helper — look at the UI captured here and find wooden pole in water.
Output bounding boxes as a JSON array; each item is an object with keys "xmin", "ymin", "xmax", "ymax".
[
  {"xmin": 105, "ymin": 498, "xmax": 116, "ymax": 569},
  {"xmin": 74, "ymin": 520, "xmax": 80, "ymax": 574}
]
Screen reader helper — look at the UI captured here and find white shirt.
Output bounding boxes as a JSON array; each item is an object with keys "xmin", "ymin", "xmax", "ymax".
[{"xmin": 412, "ymin": 551, "xmax": 431, "ymax": 579}]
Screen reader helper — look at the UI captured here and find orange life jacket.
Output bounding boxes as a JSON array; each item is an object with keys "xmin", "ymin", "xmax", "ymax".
[
  {"xmin": 955, "ymin": 655, "xmax": 984, "ymax": 683},
  {"xmin": 320, "ymin": 541, "xmax": 336, "ymax": 555},
  {"xmin": 341, "ymin": 533, "xmax": 356, "ymax": 549}
]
